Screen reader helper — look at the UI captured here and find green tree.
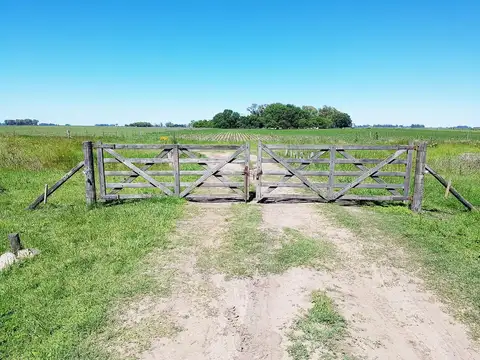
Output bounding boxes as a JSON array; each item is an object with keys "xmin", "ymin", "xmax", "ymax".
[
  {"xmin": 331, "ymin": 112, "xmax": 352, "ymax": 128},
  {"xmin": 212, "ymin": 109, "xmax": 241, "ymax": 128},
  {"xmin": 262, "ymin": 103, "xmax": 308, "ymax": 129}
]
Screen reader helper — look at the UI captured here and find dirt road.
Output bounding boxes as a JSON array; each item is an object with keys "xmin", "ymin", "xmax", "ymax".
[{"xmin": 133, "ymin": 201, "xmax": 479, "ymax": 360}]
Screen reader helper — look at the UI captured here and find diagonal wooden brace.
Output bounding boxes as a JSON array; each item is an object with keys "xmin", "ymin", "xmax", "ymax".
[
  {"xmin": 261, "ymin": 145, "xmax": 328, "ymax": 200},
  {"xmin": 179, "ymin": 146, "xmax": 246, "ymax": 198},
  {"xmin": 104, "ymin": 149, "xmax": 173, "ymax": 196},
  {"xmin": 330, "ymin": 149, "xmax": 406, "ymax": 201}
]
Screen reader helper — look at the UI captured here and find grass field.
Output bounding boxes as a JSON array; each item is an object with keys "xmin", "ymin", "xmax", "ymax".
[{"xmin": 1, "ymin": 126, "xmax": 479, "ymax": 358}]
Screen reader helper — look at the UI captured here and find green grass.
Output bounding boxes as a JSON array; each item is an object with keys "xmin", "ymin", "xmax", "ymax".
[
  {"xmin": 1, "ymin": 125, "xmax": 479, "ymax": 357},
  {"xmin": 287, "ymin": 291, "xmax": 350, "ymax": 360},
  {"xmin": 0, "ymin": 167, "xmax": 184, "ymax": 359},
  {"xmin": 199, "ymin": 204, "xmax": 335, "ymax": 277}
]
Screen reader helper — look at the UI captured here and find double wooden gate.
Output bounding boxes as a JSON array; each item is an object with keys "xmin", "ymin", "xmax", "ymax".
[{"xmin": 86, "ymin": 142, "xmax": 419, "ymax": 205}]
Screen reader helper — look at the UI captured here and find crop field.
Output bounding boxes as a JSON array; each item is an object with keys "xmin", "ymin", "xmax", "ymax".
[{"xmin": 1, "ymin": 126, "xmax": 480, "ymax": 359}]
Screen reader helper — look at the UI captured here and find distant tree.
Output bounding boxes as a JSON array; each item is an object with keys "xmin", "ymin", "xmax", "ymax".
[
  {"xmin": 126, "ymin": 122, "xmax": 153, "ymax": 127},
  {"xmin": 247, "ymin": 103, "xmax": 267, "ymax": 117},
  {"xmin": 191, "ymin": 119, "xmax": 213, "ymax": 128},
  {"xmin": 262, "ymin": 103, "xmax": 308, "ymax": 129},
  {"xmin": 331, "ymin": 112, "xmax": 352, "ymax": 128},
  {"xmin": 3, "ymin": 119, "xmax": 39, "ymax": 125},
  {"xmin": 212, "ymin": 109, "xmax": 241, "ymax": 128},
  {"xmin": 318, "ymin": 106, "xmax": 352, "ymax": 128}
]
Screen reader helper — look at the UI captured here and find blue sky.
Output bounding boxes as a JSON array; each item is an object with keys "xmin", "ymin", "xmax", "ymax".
[{"xmin": 1, "ymin": 0, "xmax": 479, "ymax": 126}]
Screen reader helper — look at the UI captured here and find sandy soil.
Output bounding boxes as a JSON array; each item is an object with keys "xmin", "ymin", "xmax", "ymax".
[{"xmin": 133, "ymin": 201, "xmax": 479, "ymax": 360}]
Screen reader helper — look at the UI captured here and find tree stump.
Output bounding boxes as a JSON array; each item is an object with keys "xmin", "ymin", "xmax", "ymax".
[{"xmin": 8, "ymin": 233, "xmax": 23, "ymax": 255}]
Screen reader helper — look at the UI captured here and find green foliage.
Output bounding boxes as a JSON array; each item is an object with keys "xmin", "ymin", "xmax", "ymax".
[
  {"xmin": 211, "ymin": 109, "xmax": 241, "ymax": 128},
  {"xmin": 3, "ymin": 119, "xmax": 39, "ymax": 126},
  {"xmin": 190, "ymin": 102, "xmax": 352, "ymax": 130},
  {"xmin": 287, "ymin": 291, "xmax": 349, "ymax": 360},
  {"xmin": 126, "ymin": 122, "xmax": 153, "ymax": 127},
  {"xmin": 190, "ymin": 119, "xmax": 213, "ymax": 128}
]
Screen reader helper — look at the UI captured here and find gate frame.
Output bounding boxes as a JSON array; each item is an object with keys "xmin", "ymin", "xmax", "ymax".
[
  {"xmin": 255, "ymin": 141, "xmax": 418, "ymax": 205},
  {"xmin": 91, "ymin": 142, "xmax": 250, "ymax": 202}
]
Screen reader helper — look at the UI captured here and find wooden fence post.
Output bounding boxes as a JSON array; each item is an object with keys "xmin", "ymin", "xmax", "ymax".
[
  {"xmin": 83, "ymin": 141, "xmax": 97, "ymax": 206},
  {"xmin": 8, "ymin": 233, "xmax": 23, "ymax": 255},
  {"xmin": 96, "ymin": 142, "xmax": 106, "ymax": 199},
  {"xmin": 411, "ymin": 142, "xmax": 427, "ymax": 212},
  {"xmin": 172, "ymin": 145, "xmax": 181, "ymax": 196},
  {"xmin": 256, "ymin": 141, "xmax": 262, "ymax": 201}
]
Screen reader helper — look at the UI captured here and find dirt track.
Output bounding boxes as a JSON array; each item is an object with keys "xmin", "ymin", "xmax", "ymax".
[{"xmin": 136, "ymin": 201, "xmax": 479, "ymax": 360}]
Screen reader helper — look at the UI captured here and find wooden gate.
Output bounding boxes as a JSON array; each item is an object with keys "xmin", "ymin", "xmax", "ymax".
[
  {"xmin": 255, "ymin": 142, "xmax": 415, "ymax": 203},
  {"xmin": 95, "ymin": 143, "xmax": 250, "ymax": 202}
]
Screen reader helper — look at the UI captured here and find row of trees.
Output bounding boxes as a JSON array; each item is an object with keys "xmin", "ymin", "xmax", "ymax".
[
  {"xmin": 191, "ymin": 104, "xmax": 352, "ymax": 129},
  {"xmin": 3, "ymin": 119, "xmax": 40, "ymax": 126},
  {"xmin": 126, "ymin": 122, "xmax": 186, "ymax": 128}
]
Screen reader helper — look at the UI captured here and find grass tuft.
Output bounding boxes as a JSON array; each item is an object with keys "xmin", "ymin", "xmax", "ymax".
[{"xmin": 287, "ymin": 291, "xmax": 350, "ymax": 360}]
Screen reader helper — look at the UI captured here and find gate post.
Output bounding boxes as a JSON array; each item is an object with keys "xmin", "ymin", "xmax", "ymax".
[
  {"xmin": 411, "ymin": 142, "xmax": 427, "ymax": 212},
  {"xmin": 255, "ymin": 141, "xmax": 262, "ymax": 201},
  {"xmin": 83, "ymin": 141, "xmax": 97, "ymax": 206}
]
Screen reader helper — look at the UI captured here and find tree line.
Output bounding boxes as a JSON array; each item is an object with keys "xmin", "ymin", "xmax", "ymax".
[
  {"xmin": 126, "ymin": 122, "xmax": 187, "ymax": 128},
  {"xmin": 190, "ymin": 103, "xmax": 352, "ymax": 129},
  {"xmin": 2, "ymin": 119, "xmax": 40, "ymax": 126}
]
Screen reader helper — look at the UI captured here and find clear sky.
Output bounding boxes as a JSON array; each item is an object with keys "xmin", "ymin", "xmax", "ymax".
[{"xmin": 1, "ymin": 0, "xmax": 479, "ymax": 127}]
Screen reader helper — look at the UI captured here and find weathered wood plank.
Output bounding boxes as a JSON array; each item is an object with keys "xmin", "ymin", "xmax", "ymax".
[
  {"xmin": 180, "ymin": 145, "xmax": 243, "ymax": 151},
  {"xmin": 261, "ymin": 182, "xmax": 404, "ymax": 189},
  {"xmin": 96, "ymin": 143, "xmax": 106, "ymax": 198},
  {"xmin": 104, "ymin": 149, "xmax": 173, "ymax": 196},
  {"xmin": 425, "ymin": 164, "xmax": 475, "ymax": 211},
  {"xmin": 101, "ymin": 193, "xmax": 244, "ymax": 201},
  {"xmin": 337, "ymin": 150, "xmax": 402, "ymax": 196},
  {"xmin": 179, "ymin": 146, "xmax": 245, "ymax": 198},
  {"xmin": 172, "ymin": 145, "xmax": 181, "ymax": 196},
  {"xmin": 28, "ymin": 161, "xmax": 85, "ymax": 210},
  {"xmin": 244, "ymin": 142, "xmax": 250, "ymax": 202},
  {"xmin": 104, "ymin": 158, "xmax": 244, "ymax": 164},
  {"xmin": 261, "ymin": 145, "xmax": 328, "ymax": 200},
  {"xmin": 104, "ymin": 170, "xmax": 245, "ymax": 176},
  {"xmin": 108, "ymin": 149, "xmax": 170, "ymax": 195},
  {"xmin": 261, "ymin": 170, "xmax": 406, "ymax": 177},
  {"xmin": 96, "ymin": 144, "xmax": 175, "ymax": 149},
  {"xmin": 106, "ymin": 182, "xmax": 244, "ymax": 188},
  {"xmin": 83, "ymin": 141, "xmax": 96, "ymax": 206},
  {"xmin": 411, "ymin": 142, "xmax": 427, "ymax": 212},
  {"xmin": 330, "ymin": 149, "xmax": 407, "ymax": 201},
  {"xmin": 264, "ymin": 144, "xmax": 414, "ymax": 150},
  {"xmin": 328, "ymin": 146, "xmax": 335, "ymax": 197},
  {"xmin": 256, "ymin": 141, "xmax": 263, "ymax": 201},
  {"xmin": 261, "ymin": 158, "xmax": 408, "ymax": 165},
  {"xmin": 264, "ymin": 194, "xmax": 409, "ymax": 201},
  {"xmin": 403, "ymin": 144, "xmax": 414, "ymax": 198}
]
